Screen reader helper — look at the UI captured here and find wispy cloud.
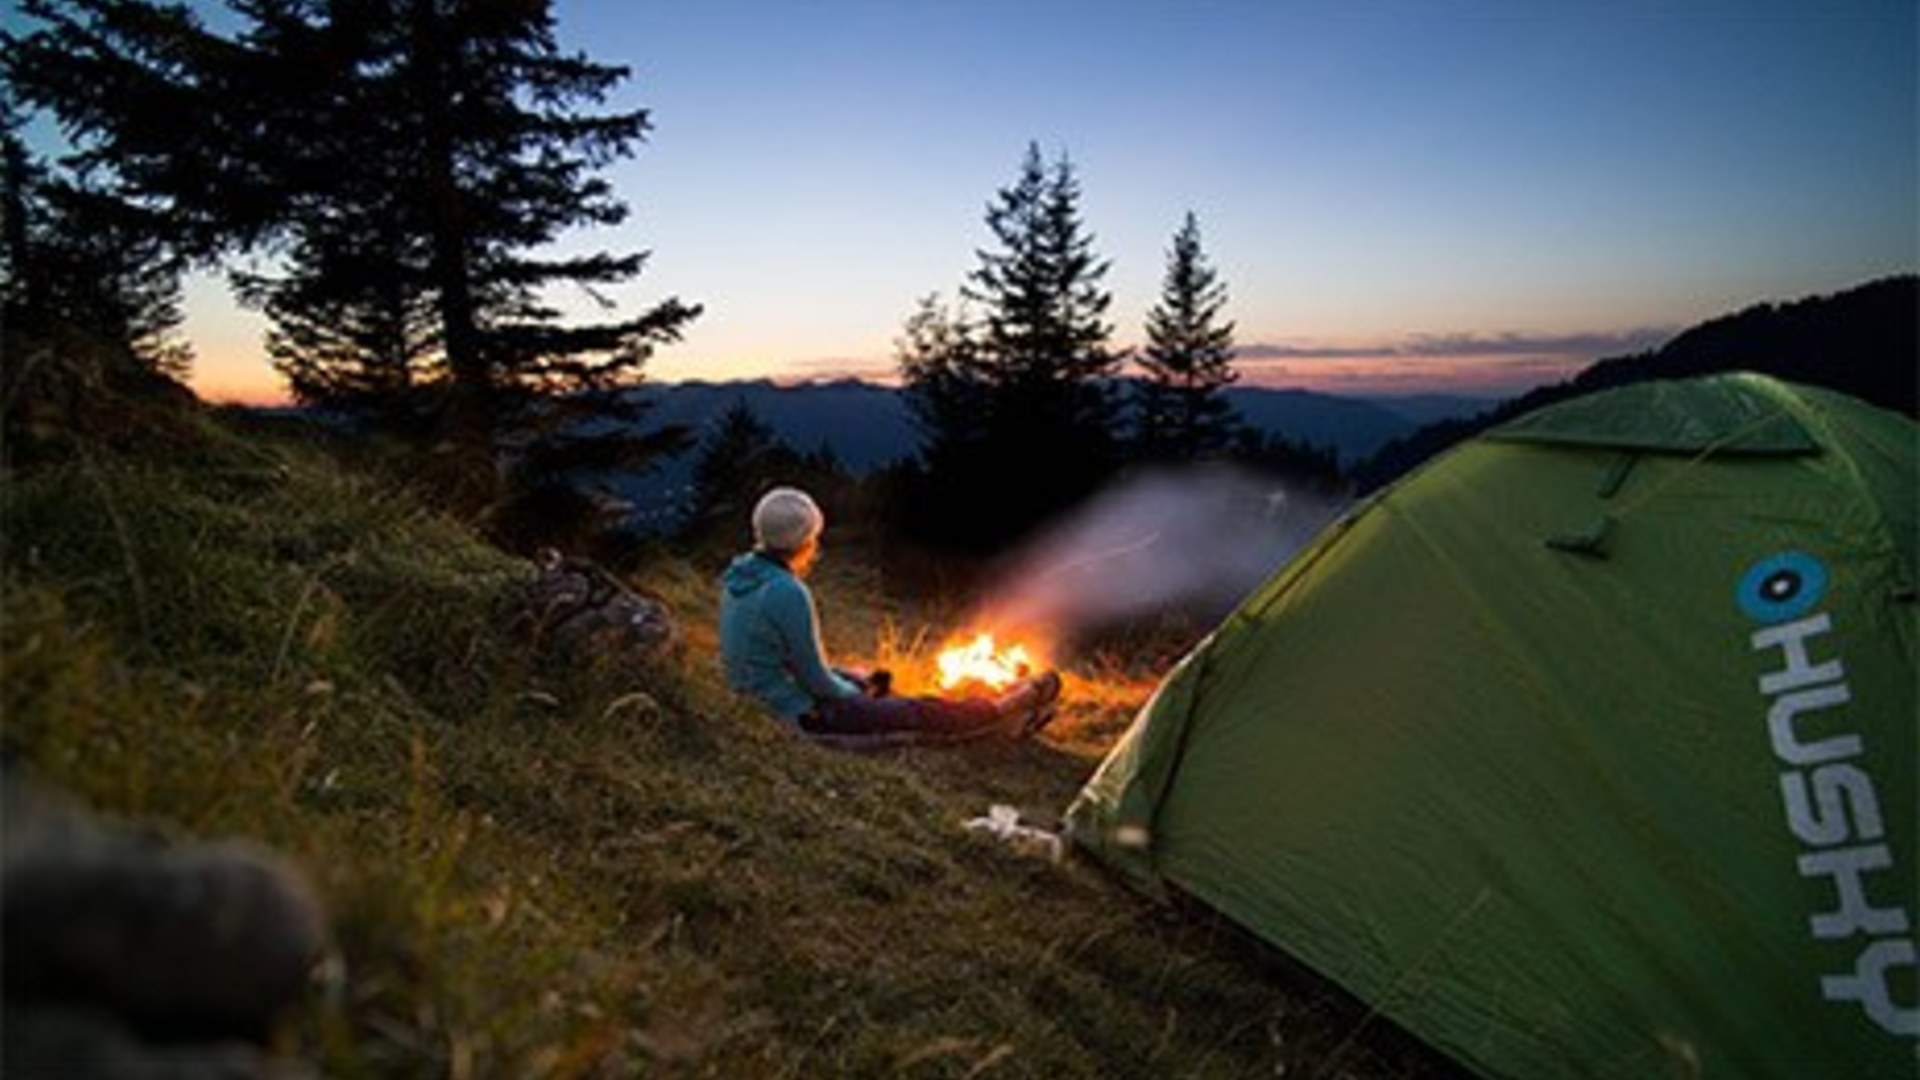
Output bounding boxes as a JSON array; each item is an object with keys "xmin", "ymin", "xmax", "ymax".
[
  {"xmin": 1223, "ymin": 327, "xmax": 1679, "ymax": 395},
  {"xmin": 1234, "ymin": 326, "xmax": 1676, "ymax": 363},
  {"xmin": 1232, "ymin": 356, "xmax": 1590, "ymax": 397}
]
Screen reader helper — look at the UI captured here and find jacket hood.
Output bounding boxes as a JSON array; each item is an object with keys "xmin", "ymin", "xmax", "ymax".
[{"xmin": 723, "ymin": 551, "xmax": 789, "ymax": 598}]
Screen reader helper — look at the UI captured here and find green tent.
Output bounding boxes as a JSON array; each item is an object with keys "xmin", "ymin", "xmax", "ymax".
[{"xmin": 1066, "ymin": 373, "xmax": 1917, "ymax": 1079}]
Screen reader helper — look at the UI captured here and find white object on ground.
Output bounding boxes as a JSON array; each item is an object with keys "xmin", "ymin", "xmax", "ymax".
[{"xmin": 962, "ymin": 804, "xmax": 1064, "ymax": 863}]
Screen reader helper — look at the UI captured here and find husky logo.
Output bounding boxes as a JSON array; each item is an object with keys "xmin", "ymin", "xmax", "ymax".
[
  {"xmin": 1738, "ymin": 551, "xmax": 1828, "ymax": 623},
  {"xmin": 1741, "ymin": 551, "xmax": 1917, "ymax": 1038}
]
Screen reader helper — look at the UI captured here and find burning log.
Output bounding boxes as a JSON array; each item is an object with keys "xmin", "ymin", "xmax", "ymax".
[{"xmin": 935, "ymin": 632, "xmax": 1036, "ymax": 694}]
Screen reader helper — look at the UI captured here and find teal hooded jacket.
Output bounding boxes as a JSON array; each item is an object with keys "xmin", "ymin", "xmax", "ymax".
[{"xmin": 718, "ymin": 552, "xmax": 861, "ymax": 720}]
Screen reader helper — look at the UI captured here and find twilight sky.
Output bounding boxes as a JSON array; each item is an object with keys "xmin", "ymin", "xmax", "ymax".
[{"xmin": 172, "ymin": 0, "xmax": 1915, "ymax": 402}]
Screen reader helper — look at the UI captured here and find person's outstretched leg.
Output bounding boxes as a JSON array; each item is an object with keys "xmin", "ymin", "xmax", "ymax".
[
  {"xmin": 801, "ymin": 673, "xmax": 1061, "ymax": 746},
  {"xmin": 803, "ymin": 694, "xmax": 997, "ymax": 737}
]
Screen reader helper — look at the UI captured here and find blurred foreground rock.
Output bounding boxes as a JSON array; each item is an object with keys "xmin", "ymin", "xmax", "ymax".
[{"xmin": 2, "ymin": 761, "xmax": 326, "ymax": 1078}]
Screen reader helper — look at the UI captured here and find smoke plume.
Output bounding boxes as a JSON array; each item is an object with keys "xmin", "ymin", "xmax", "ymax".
[{"xmin": 969, "ymin": 465, "xmax": 1348, "ymax": 648}]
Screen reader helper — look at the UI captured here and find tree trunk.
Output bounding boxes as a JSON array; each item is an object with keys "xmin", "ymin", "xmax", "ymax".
[{"xmin": 410, "ymin": 0, "xmax": 497, "ymax": 510}]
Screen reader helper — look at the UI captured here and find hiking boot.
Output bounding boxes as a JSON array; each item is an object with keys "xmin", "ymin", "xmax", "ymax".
[{"xmin": 991, "ymin": 671, "xmax": 1062, "ymax": 732}]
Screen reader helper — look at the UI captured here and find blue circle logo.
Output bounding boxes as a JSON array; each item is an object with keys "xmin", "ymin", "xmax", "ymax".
[{"xmin": 1737, "ymin": 551, "xmax": 1828, "ymax": 623}]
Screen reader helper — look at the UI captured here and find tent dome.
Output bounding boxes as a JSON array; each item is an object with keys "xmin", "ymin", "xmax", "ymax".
[{"xmin": 1067, "ymin": 373, "xmax": 1917, "ymax": 1078}]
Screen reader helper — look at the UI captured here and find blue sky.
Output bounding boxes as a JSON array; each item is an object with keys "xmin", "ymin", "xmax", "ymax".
[{"xmin": 162, "ymin": 0, "xmax": 1917, "ymax": 399}]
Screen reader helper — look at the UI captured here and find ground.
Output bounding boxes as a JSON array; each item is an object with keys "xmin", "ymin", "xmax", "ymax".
[{"xmin": 0, "ymin": 413, "xmax": 1460, "ymax": 1078}]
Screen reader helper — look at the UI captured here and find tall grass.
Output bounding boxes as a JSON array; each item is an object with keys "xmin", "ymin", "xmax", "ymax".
[{"xmin": 1, "ymin": 416, "xmax": 1456, "ymax": 1078}]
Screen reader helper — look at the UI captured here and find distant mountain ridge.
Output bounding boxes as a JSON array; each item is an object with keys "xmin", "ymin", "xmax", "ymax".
[
  {"xmin": 613, "ymin": 275, "xmax": 1916, "ymax": 526},
  {"xmin": 1354, "ymin": 275, "xmax": 1919, "ymax": 490},
  {"xmin": 625, "ymin": 378, "xmax": 914, "ymax": 472},
  {"xmin": 625, "ymin": 379, "xmax": 1487, "ymax": 475},
  {"xmin": 609, "ymin": 379, "xmax": 1488, "ymax": 530}
]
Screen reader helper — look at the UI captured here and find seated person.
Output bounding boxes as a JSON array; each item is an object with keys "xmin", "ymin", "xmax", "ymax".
[{"xmin": 718, "ymin": 487, "xmax": 1058, "ymax": 746}]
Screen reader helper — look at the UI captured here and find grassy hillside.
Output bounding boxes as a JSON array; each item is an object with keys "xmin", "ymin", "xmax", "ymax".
[{"xmin": 1, "ymin": 413, "xmax": 1456, "ymax": 1078}]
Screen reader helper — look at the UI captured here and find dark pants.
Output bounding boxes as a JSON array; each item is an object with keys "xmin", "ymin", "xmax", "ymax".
[{"xmin": 799, "ymin": 693, "xmax": 1004, "ymax": 739}]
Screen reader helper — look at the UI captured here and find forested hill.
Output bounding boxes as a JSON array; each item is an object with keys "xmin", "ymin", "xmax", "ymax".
[
  {"xmin": 624, "ymin": 379, "xmax": 1474, "ymax": 473},
  {"xmin": 607, "ymin": 380, "xmax": 1476, "ymax": 532},
  {"xmin": 1354, "ymin": 275, "xmax": 1920, "ymax": 490}
]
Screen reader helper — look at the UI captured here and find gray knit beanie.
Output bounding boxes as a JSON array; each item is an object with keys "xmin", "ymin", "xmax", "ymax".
[{"xmin": 751, "ymin": 487, "xmax": 824, "ymax": 552}]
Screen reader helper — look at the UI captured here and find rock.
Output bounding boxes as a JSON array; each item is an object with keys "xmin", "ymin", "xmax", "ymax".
[{"xmin": 1, "ymin": 764, "xmax": 327, "ymax": 1045}]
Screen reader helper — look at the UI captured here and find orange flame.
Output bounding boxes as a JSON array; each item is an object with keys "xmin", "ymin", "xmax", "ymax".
[{"xmin": 935, "ymin": 632, "xmax": 1035, "ymax": 691}]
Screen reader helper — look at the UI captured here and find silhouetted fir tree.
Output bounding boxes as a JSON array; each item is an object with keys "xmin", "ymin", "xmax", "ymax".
[
  {"xmin": 966, "ymin": 145, "xmax": 1121, "ymax": 403},
  {"xmin": 800, "ymin": 439, "xmax": 846, "ymax": 478},
  {"xmin": 250, "ymin": 247, "xmax": 439, "ymax": 422},
  {"xmin": 211, "ymin": 0, "xmax": 441, "ymax": 423},
  {"xmin": 1, "ymin": 116, "xmax": 188, "ymax": 374},
  {"xmin": 902, "ymin": 143, "xmax": 1123, "ymax": 553},
  {"xmin": 8, "ymin": 0, "xmax": 700, "ymax": 513},
  {"xmin": 1, "ymin": 114, "xmax": 194, "ymax": 461},
  {"xmin": 6, "ymin": 1, "xmax": 284, "ymax": 259},
  {"xmin": 897, "ymin": 291, "xmax": 990, "ymax": 468},
  {"xmin": 1133, "ymin": 212, "xmax": 1238, "ymax": 461},
  {"xmin": 1229, "ymin": 427, "xmax": 1345, "ymax": 496},
  {"xmin": 233, "ymin": 193, "xmax": 441, "ymax": 425},
  {"xmin": 681, "ymin": 401, "xmax": 802, "ymax": 541}
]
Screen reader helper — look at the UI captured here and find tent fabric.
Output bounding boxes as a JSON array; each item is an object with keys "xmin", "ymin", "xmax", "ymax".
[
  {"xmin": 1066, "ymin": 373, "xmax": 1917, "ymax": 1079},
  {"xmin": 1485, "ymin": 372, "xmax": 1825, "ymax": 454}
]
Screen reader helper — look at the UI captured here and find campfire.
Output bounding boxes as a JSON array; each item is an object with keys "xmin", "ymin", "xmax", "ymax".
[{"xmin": 935, "ymin": 631, "xmax": 1037, "ymax": 693}]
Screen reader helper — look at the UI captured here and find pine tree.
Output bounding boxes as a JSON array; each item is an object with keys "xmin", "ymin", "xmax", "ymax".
[
  {"xmin": 262, "ymin": 0, "xmax": 699, "ymax": 499},
  {"xmin": 900, "ymin": 143, "xmax": 1123, "ymax": 552},
  {"xmin": 1, "ymin": 97, "xmax": 189, "ymax": 373},
  {"xmin": 896, "ymin": 292, "xmax": 988, "ymax": 464},
  {"xmin": 684, "ymin": 400, "xmax": 803, "ymax": 541},
  {"xmin": 210, "ymin": 0, "xmax": 441, "ymax": 419},
  {"xmin": 1134, "ymin": 211, "xmax": 1238, "ymax": 461},
  {"xmin": 963, "ymin": 142, "xmax": 1121, "ymax": 439},
  {"xmin": 2, "ymin": 112, "xmax": 193, "ymax": 461},
  {"xmin": 234, "ymin": 200, "xmax": 441, "ymax": 422},
  {"xmin": 8, "ymin": 0, "xmax": 700, "ymax": 507}
]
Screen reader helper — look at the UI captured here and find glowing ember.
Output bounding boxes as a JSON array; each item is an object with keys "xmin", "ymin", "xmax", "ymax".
[{"xmin": 936, "ymin": 632, "xmax": 1034, "ymax": 691}]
